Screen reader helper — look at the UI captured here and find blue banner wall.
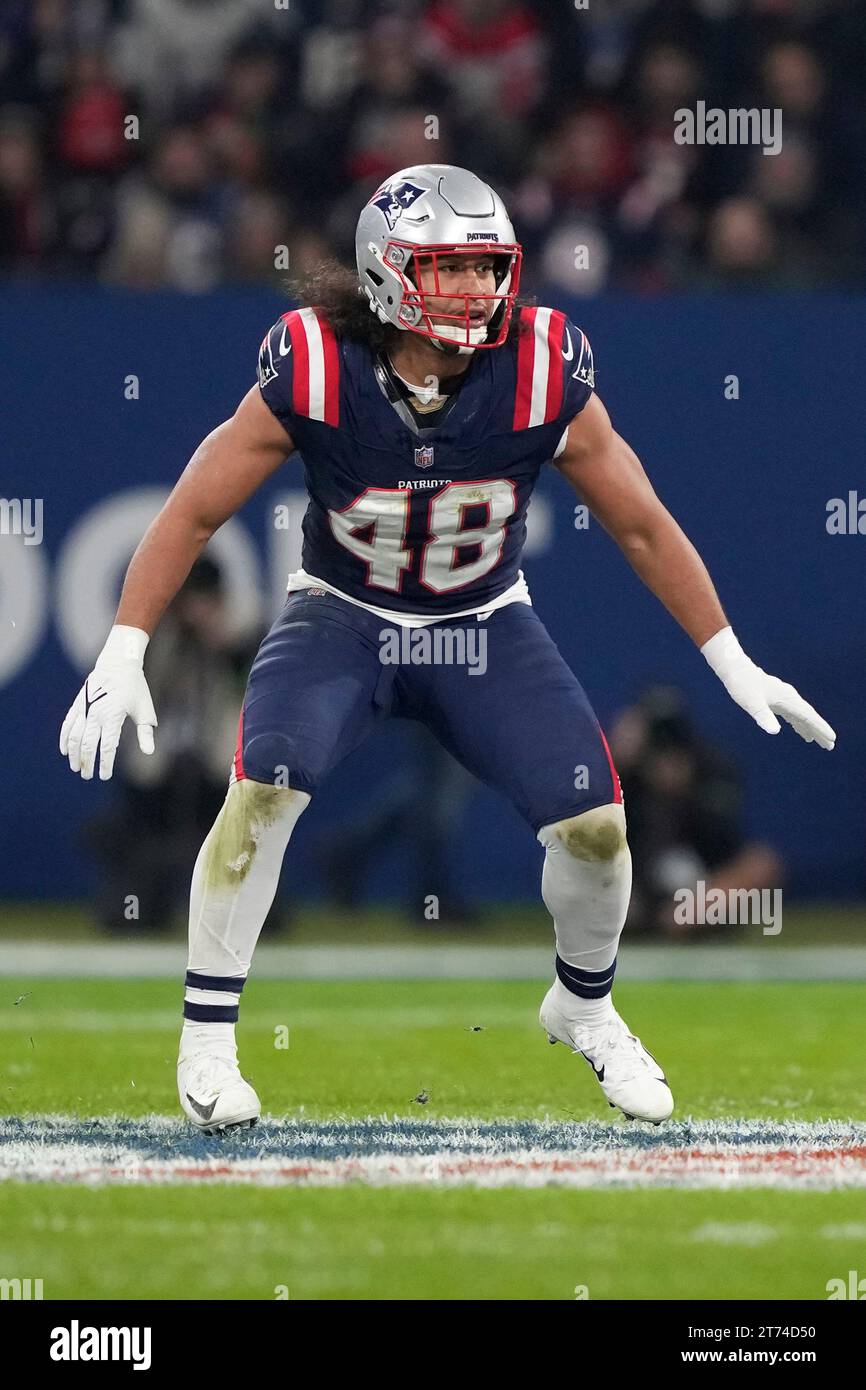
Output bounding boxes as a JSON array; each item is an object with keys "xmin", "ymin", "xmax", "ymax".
[{"xmin": 1, "ymin": 286, "xmax": 864, "ymax": 901}]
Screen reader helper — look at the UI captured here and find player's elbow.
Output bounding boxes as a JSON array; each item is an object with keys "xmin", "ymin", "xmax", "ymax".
[
  {"xmin": 612, "ymin": 500, "xmax": 673, "ymax": 562},
  {"xmin": 616, "ymin": 524, "xmax": 656, "ymax": 563}
]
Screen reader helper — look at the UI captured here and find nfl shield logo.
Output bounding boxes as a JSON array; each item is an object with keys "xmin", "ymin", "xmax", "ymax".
[{"xmin": 414, "ymin": 445, "xmax": 434, "ymax": 469}]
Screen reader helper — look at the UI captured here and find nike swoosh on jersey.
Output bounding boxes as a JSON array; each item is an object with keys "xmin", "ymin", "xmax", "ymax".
[
  {"xmin": 279, "ymin": 323, "xmax": 292, "ymax": 357},
  {"xmin": 562, "ymin": 327, "xmax": 573, "ymax": 361},
  {"xmin": 186, "ymin": 1093, "xmax": 218, "ymax": 1122}
]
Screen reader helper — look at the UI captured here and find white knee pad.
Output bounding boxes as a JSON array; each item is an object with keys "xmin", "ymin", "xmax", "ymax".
[{"xmin": 537, "ymin": 803, "xmax": 632, "ymax": 969}]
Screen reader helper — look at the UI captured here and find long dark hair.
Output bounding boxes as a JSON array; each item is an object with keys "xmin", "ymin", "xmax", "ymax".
[{"xmin": 284, "ymin": 257, "xmax": 534, "ymax": 351}]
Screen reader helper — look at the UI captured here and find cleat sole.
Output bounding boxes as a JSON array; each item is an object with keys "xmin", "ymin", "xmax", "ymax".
[{"xmin": 200, "ymin": 1117, "xmax": 258, "ymax": 1137}]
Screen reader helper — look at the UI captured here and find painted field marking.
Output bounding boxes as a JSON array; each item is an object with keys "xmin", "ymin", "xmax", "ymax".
[{"xmin": 2, "ymin": 1117, "xmax": 866, "ymax": 1189}]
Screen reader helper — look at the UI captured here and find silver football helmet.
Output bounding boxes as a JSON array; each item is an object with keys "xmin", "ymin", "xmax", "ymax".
[{"xmin": 355, "ymin": 164, "xmax": 522, "ymax": 355}]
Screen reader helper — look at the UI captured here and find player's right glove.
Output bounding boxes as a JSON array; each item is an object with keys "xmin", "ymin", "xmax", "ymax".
[
  {"xmin": 59, "ymin": 624, "xmax": 157, "ymax": 781},
  {"xmin": 701, "ymin": 626, "xmax": 835, "ymax": 749}
]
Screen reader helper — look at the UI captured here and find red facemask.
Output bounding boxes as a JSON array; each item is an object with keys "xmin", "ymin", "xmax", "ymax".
[{"xmin": 384, "ymin": 241, "xmax": 523, "ymax": 349}]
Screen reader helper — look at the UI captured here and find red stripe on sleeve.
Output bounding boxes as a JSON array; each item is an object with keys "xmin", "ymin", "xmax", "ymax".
[
  {"xmin": 544, "ymin": 310, "xmax": 565, "ymax": 423},
  {"xmin": 284, "ymin": 311, "xmax": 309, "ymax": 418},
  {"xmin": 512, "ymin": 306, "xmax": 537, "ymax": 430}
]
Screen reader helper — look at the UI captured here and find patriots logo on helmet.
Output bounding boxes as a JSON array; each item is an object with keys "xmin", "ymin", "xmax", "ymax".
[
  {"xmin": 414, "ymin": 444, "xmax": 435, "ymax": 469},
  {"xmin": 371, "ymin": 180, "xmax": 426, "ymax": 231}
]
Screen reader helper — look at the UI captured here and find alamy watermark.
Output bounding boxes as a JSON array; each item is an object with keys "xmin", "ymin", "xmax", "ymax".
[
  {"xmin": 674, "ymin": 103, "xmax": 782, "ymax": 157},
  {"xmin": 379, "ymin": 625, "xmax": 487, "ymax": 676},
  {"xmin": 1, "ymin": 1276, "xmax": 43, "ymax": 1299},
  {"xmin": 0, "ymin": 497, "xmax": 43, "ymax": 545},
  {"xmin": 50, "ymin": 1321, "xmax": 151, "ymax": 1369},
  {"xmin": 826, "ymin": 492, "xmax": 866, "ymax": 535},
  {"xmin": 826, "ymin": 1270, "xmax": 866, "ymax": 1299},
  {"xmin": 673, "ymin": 881, "xmax": 782, "ymax": 935}
]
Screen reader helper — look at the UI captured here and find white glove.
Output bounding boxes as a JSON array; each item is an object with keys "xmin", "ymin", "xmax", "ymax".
[
  {"xmin": 59, "ymin": 625, "xmax": 158, "ymax": 781},
  {"xmin": 702, "ymin": 626, "xmax": 835, "ymax": 749}
]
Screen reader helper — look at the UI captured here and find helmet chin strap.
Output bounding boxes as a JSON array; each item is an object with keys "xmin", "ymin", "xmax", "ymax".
[
  {"xmin": 429, "ymin": 335, "xmax": 476, "ymax": 357},
  {"xmin": 428, "ymin": 316, "xmax": 492, "ymax": 354}
]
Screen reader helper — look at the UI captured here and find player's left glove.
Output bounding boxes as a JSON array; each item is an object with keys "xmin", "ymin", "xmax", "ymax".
[{"xmin": 702, "ymin": 626, "xmax": 835, "ymax": 749}]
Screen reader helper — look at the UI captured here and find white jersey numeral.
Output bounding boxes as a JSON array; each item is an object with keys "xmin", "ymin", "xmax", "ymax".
[
  {"xmin": 328, "ymin": 488, "xmax": 412, "ymax": 592},
  {"xmin": 328, "ymin": 480, "xmax": 516, "ymax": 594},
  {"xmin": 420, "ymin": 480, "xmax": 516, "ymax": 593}
]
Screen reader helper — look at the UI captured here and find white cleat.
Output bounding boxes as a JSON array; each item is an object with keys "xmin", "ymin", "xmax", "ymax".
[
  {"xmin": 540, "ymin": 982, "xmax": 673, "ymax": 1124},
  {"xmin": 177, "ymin": 1038, "xmax": 260, "ymax": 1135}
]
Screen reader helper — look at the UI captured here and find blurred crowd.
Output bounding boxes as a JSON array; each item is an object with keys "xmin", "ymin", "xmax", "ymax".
[{"xmin": 1, "ymin": 0, "xmax": 865, "ymax": 294}]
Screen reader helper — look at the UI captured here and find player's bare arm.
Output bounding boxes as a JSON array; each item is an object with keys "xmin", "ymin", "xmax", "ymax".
[
  {"xmin": 59, "ymin": 386, "xmax": 294, "ymax": 780},
  {"xmin": 555, "ymin": 392, "xmax": 835, "ymax": 749}
]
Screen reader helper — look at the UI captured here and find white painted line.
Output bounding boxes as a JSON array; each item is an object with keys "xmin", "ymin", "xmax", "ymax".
[
  {"xmin": 3, "ymin": 1147, "xmax": 866, "ymax": 1190},
  {"xmin": 1, "ymin": 942, "xmax": 865, "ymax": 981}
]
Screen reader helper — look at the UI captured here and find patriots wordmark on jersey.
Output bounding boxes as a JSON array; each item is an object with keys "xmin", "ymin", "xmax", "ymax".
[{"xmin": 257, "ymin": 304, "xmax": 596, "ymax": 616}]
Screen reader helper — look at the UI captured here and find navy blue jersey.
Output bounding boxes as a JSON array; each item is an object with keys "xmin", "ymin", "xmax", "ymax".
[{"xmin": 257, "ymin": 305, "xmax": 595, "ymax": 616}]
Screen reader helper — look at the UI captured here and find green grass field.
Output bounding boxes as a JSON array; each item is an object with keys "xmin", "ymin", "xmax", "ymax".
[{"xmin": 1, "ymin": 976, "xmax": 866, "ymax": 1299}]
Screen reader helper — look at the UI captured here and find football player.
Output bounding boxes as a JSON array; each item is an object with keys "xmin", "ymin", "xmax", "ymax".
[{"xmin": 60, "ymin": 166, "xmax": 835, "ymax": 1131}]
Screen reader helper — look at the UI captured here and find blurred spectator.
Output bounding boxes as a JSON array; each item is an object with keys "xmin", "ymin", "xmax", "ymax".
[
  {"xmin": 84, "ymin": 557, "xmax": 288, "ymax": 936},
  {"xmin": 56, "ymin": 47, "xmax": 128, "ymax": 175},
  {"xmin": 701, "ymin": 195, "xmax": 780, "ymax": 287},
  {"xmin": 522, "ymin": 103, "xmax": 634, "ymax": 293},
  {"xmin": 419, "ymin": 0, "xmax": 546, "ymax": 122},
  {"xmin": 297, "ymin": 0, "xmax": 366, "ymax": 114},
  {"xmin": 225, "ymin": 189, "xmax": 290, "ymax": 283},
  {"xmin": 610, "ymin": 685, "xmax": 784, "ymax": 940},
  {"xmin": 0, "ymin": 107, "xmax": 54, "ymax": 270},
  {"xmin": 341, "ymin": 14, "xmax": 451, "ymax": 186},
  {"xmin": 53, "ymin": 46, "xmax": 130, "ymax": 272},
  {"xmin": 110, "ymin": 0, "xmax": 292, "ymax": 121},
  {"xmin": 104, "ymin": 123, "xmax": 225, "ymax": 289},
  {"xmin": 418, "ymin": 0, "xmax": 546, "ymax": 181}
]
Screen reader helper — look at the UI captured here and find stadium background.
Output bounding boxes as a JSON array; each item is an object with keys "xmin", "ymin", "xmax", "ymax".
[{"xmin": 2, "ymin": 0, "xmax": 865, "ymax": 915}]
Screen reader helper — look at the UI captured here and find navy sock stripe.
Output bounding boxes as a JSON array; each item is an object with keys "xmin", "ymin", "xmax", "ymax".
[
  {"xmin": 556, "ymin": 953, "xmax": 617, "ymax": 999},
  {"xmin": 185, "ymin": 971, "xmax": 246, "ymax": 994},
  {"xmin": 183, "ymin": 1001, "xmax": 240, "ymax": 1024}
]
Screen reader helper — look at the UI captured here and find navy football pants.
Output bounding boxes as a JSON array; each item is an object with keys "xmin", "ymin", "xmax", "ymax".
[{"xmin": 234, "ymin": 591, "xmax": 620, "ymax": 836}]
